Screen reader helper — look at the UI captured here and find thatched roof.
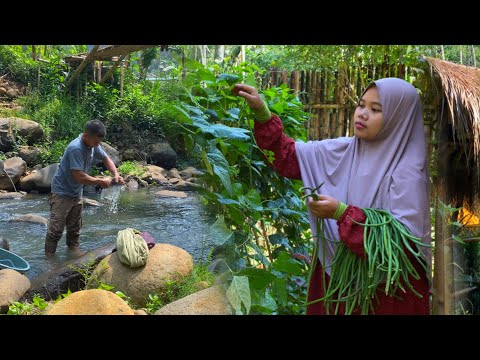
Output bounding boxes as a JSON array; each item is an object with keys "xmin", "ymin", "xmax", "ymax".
[
  {"xmin": 64, "ymin": 45, "xmax": 160, "ymax": 63},
  {"xmin": 425, "ymin": 57, "xmax": 480, "ymax": 162}
]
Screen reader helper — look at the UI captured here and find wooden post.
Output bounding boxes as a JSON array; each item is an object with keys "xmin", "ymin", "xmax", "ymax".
[
  {"xmin": 32, "ymin": 45, "xmax": 36, "ymax": 60},
  {"xmin": 100, "ymin": 54, "xmax": 126, "ymax": 84},
  {"xmin": 293, "ymin": 71, "xmax": 300, "ymax": 97},
  {"xmin": 281, "ymin": 70, "xmax": 287, "ymax": 85},
  {"xmin": 337, "ymin": 68, "xmax": 345, "ymax": 137},
  {"xmin": 65, "ymin": 45, "xmax": 100, "ymax": 91},
  {"xmin": 97, "ymin": 62, "xmax": 102, "ymax": 83}
]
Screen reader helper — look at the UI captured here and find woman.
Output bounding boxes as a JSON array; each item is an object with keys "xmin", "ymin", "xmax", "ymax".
[{"xmin": 234, "ymin": 78, "xmax": 431, "ymax": 315}]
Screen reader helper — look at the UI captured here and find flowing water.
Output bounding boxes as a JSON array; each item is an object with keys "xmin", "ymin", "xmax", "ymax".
[{"xmin": 0, "ymin": 187, "xmax": 215, "ymax": 280}]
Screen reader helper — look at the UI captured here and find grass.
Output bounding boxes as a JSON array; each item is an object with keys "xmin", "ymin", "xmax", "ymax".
[{"xmin": 144, "ymin": 262, "xmax": 216, "ymax": 314}]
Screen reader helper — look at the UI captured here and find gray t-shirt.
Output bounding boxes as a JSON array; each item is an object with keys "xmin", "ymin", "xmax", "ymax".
[{"xmin": 51, "ymin": 134, "xmax": 107, "ymax": 198}]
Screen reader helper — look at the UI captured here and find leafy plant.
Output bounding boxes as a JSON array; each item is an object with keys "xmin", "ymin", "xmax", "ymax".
[
  {"xmin": 7, "ymin": 294, "xmax": 49, "ymax": 315},
  {"xmin": 175, "ymin": 60, "xmax": 312, "ymax": 314},
  {"xmin": 117, "ymin": 161, "xmax": 146, "ymax": 177}
]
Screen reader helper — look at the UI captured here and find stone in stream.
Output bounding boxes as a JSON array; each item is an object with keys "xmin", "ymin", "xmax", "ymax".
[
  {"xmin": 0, "ymin": 236, "xmax": 10, "ymax": 251},
  {"xmin": 0, "ymin": 269, "xmax": 31, "ymax": 313},
  {"xmin": 18, "ymin": 163, "xmax": 59, "ymax": 193},
  {"xmin": 155, "ymin": 190, "xmax": 187, "ymax": 198},
  {"xmin": 45, "ymin": 289, "xmax": 134, "ymax": 315},
  {"xmin": 83, "ymin": 197, "xmax": 102, "ymax": 207},
  {"xmin": 154, "ymin": 285, "xmax": 232, "ymax": 315},
  {"xmin": 141, "ymin": 165, "xmax": 168, "ymax": 185},
  {"xmin": 127, "ymin": 179, "xmax": 139, "ymax": 190},
  {"xmin": 171, "ymin": 180, "xmax": 198, "ymax": 191},
  {"xmin": 0, "ymin": 192, "xmax": 25, "ymax": 199},
  {"xmin": 0, "ymin": 157, "xmax": 27, "ymax": 191},
  {"xmin": 179, "ymin": 166, "xmax": 203, "ymax": 179},
  {"xmin": 91, "ymin": 244, "xmax": 193, "ymax": 307},
  {"xmin": 10, "ymin": 213, "xmax": 48, "ymax": 225},
  {"xmin": 166, "ymin": 168, "xmax": 182, "ymax": 179}
]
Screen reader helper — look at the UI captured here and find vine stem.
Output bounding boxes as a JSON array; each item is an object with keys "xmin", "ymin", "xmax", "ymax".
[{"xmin": 260, "ymin": 220, "xmax": 273, "ymax": 263}]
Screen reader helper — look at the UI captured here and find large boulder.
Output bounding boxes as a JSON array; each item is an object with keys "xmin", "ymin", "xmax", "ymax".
[
  {"xmin": 11, "ymin": 214, "xmax": 48, "ymax": 226},
  {"xmin": 100, "ymin": 142, "xmax": 121, "ymax": 166},
  {"xmin": 154, "ymin": 286, "xmax": 232, "ymax": 315},
  {"xmin": 17, "ymin": 145, "xmax": 42, "ymax": 166},
  {"xmin": 46, "ymin": 289, "xmax": 134, "ymax": 315},
  {"xmin": 0, "ymin": 118, "xmax": 44, "ymax": 152},
  {"xmin": 141, "ymin": 165, "xmax": 168, "ymax": 185},
  {"xmin": 91, "ymin": 244, "xmax": 193, "ymax": 307},
  {"xmin": 0, "ymin": 269, "xmax": 31, "ymax": 313},
  {"xmin": 147, "ymin": 141, "xmax": 177, "ymax": 170},
  {"xmin": 18, "ymin": 163, "xmax": 58, "ymax": 193},
  {"xmin": 0, "ymin": 157, "xmax": 27, "ymax": 191}
]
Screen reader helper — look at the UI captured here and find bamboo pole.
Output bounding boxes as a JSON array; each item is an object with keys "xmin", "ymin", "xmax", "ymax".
[
  {"xmin": 323, "ymin": 70, "xmax": 331, "ymax": 137},
  {"xmin": 65, "ymin": 45, "xmax": 100, "ymax": 91},
  {"xmin": 100, "ymin": 54, "xmax": 126, "ymax": 84},
  {"xmin": 120, "ymin": 61, "xmax": 124, "ymax": 97}
]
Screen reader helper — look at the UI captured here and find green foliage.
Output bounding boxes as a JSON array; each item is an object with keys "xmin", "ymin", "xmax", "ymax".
[
  {"xmin": 18, "ymin": 92, "xmax": 93, "ymax": 141},
  {"xmin": 0, "ymin": 46, "xmax": 38, "ymax": 84},
  {"xmin": 7, "ymin": 294, "xmax": 48, "ymax": 315},
  {"xmin": 144, "ymin": 262, "xmax": 216, "ymax": 314},
  {"xmin": 175, "ymin": 60, "xmax": 312, "ymax": 314},
  {"xmin": 117, "ymin": 161, "xmax": 146, "ymax": 177}
]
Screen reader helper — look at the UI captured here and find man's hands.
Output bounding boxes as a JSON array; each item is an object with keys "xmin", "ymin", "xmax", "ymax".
[
  {"xmin": 96, "ymin": 177, "xmax": 112, "ymax": 189},
  {"xmin": 113, "ymin": 172, "xmax": 125, "ymax": 185}
]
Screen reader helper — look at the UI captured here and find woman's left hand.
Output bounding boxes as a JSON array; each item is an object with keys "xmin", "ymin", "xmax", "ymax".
[{"xmin": 308, "ymin": 195, "xmax": 339, "ymax": 219}]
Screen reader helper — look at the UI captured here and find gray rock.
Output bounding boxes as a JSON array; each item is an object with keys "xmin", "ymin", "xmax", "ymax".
[
  {"xmin": 17, "ymin": 145, "xmax": 42, "ymax": 166},
  {"xmin": 100, "ymin": 142, "xmax": 121, "ymax": 166},
  {"xmin": 154, "ymin": 285, "xmax": 232, "ymax": 315},
  {"xmin": 0, "ymin": 157, "xmax": 27, "ymax": 191},
  {"xmin": 5, "ymin": 89, "xmax": 18, "ymax": 98},
  {"xmin": 122, "ymin": 148, "xmax": 142, "ymax": 161},
  {"xmin": 179, "ymin": 166, "xmax": 203, "ymax": 179},
  {"xmin": 167, "ymin": 168, "xmax": 182, "ymax": 179},
  {"xmin": 147, "ymin": 141, "xmax": 177, "ymax": 169},
  {"xmin": 171, "ymin": 180, "xmax": 199, "ymax": 191},
  {"xmin": 18, "ymin": 163, "xmax": 58, "ymax": 193},
  {"xmin": 11, "ymin": 214, "xmax": 48, "ymax": 226},
  {"xmin": 0, "ymin": 237, "xmax": 10, "ymax": 251},
  {"xmin": 0, "ymin": 269, "xmax": 31, "ymax": 313},
  {"xmin": 127, "ymin": 179, "xmax": 139, "ymax": 190},
  {"xmin": 0, "ymin": 87, "xmax": 6, "ymax": 96},
  {"xmin": 0, "ymin": 118, "xmax": 44, "ymax": 151},
  {"xmin": 0, "ymin": 192, "xmax": 25, "ymax": 200}
]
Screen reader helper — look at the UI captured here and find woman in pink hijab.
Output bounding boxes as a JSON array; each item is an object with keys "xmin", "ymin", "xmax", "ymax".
[{"xmin": 234, "ymin": 78, "xmax": 431, "ymax": 315}]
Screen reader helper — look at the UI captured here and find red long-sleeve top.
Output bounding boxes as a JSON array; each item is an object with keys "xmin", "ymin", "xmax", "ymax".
[{"xmin": 254, "ymin": 115, "xmax": 430, "ymax": 315}]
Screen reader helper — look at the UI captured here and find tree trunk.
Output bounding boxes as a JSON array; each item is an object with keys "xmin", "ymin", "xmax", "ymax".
[
  {"xmin": 199, "ymin": 45, "xmax": 207, "ymax": 66},
  {"xmin": 214, "ymin": 45, "xmax": 225, "ymax": 62},
  {"xmin": 240, "ymin": 45, "xmax": 246, "ymax": 63},
  {"xmin": 460, "ymin": 48, "xmax": 463, "ymax": 64},
  {"xmin": 441, "ymin": 45, "xmax": 445, "ymax": 60},
  {"xmin": 472, "ymin": 45, "xmax": 476, "ymax": 67},
  {"xmin": 32, "ymin": 45, "xmax": 37, "ymax": 61}
]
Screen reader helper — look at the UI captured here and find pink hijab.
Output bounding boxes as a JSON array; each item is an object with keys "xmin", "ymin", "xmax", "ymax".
[{"xmin": 295, "ymin": 78, "xmax": 431, "ymax": 277}]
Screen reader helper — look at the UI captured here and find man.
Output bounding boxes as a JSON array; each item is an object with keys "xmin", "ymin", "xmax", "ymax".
[{"xmin": 45, "ymin": 120, "xmax": 125, "ymax": 257}]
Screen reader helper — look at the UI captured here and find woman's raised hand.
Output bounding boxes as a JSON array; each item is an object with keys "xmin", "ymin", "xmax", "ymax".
[{"xmin": 232, "ymin": 84, "xmax": 264, "ymax": 110}]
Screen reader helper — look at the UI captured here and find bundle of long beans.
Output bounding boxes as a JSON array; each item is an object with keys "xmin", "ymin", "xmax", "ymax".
[{"xmin": 302, "ymin": 185, "xmax": 432, "ymax": 315}]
